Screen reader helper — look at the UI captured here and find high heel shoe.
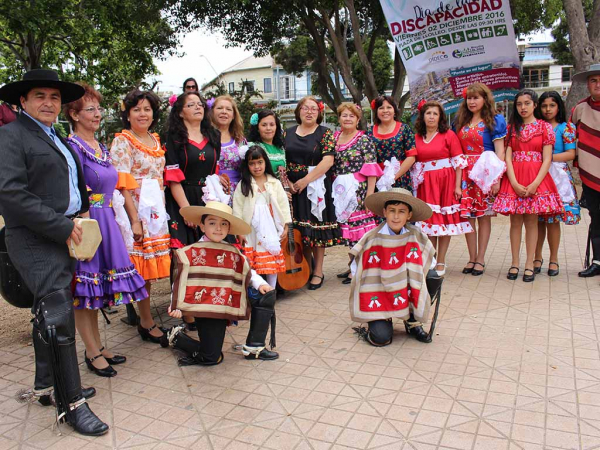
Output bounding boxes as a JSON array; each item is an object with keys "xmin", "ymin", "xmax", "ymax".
[
  {"xmin": 85, "ymin": 352, "xmax": 117, "ymax": 378},
  {"xmin": 308, "ymin": 274, "xmax": 324, "ymax": 290},
  {"xmin": 99, "ymin": 346, "xmax": 126, "ymax": 365},
  {"xmin": 533, "ymin": 259, "xmax": 543, "ymax": 274},
  {"xmin": 137, "ymin": 324, "xmax": 164, "ymax": 344}
]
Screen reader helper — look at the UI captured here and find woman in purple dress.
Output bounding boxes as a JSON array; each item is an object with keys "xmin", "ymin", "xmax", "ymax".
[{"xmin": 63, "ymin": 84, "xmax": 147, "ymax": 377}]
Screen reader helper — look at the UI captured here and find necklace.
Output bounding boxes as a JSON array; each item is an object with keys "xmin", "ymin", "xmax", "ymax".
[
  {"xmin": 378, "ymin": 121, "xmax": 396, "ymax": 134},
  {"xmin": 130, "ymin": 129, "xmax": 154, "ymax": 146},
  {"xmin": 423, "ymin": 131, "xmax": 438, "ymax": 144},
  {"xmin": 71, "ymin": 135, "xmax": 112, "ymax": 166}
]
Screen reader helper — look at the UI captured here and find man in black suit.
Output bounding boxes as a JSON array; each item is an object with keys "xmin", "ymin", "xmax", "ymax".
[{"xmin": 0, "ymin": 70, "xmax": 108, "ymax": 436}]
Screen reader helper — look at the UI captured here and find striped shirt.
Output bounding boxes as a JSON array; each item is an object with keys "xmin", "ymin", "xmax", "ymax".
[{"xmin": 571, "ymin": 97, "xmax": 600, "ymax": 191}]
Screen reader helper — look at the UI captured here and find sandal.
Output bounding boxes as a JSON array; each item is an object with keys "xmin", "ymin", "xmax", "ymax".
[
  {"xmin": 462, "ymin": 261, "xmax": 476, "ymax": 274},
  {"xmin": 548, "ymin": 262, "xmax": 559, "ymax": 277},
  {"xmin": 472, "ymin": 262, "xmax": 485, "ymax": 276},
  {"xmin": 507, "ymin": 266, "xmax": 519, "ymax": 280},
  {"xmin": 533, "ymin": 259, "xmax": 543, "ymax": 274}
]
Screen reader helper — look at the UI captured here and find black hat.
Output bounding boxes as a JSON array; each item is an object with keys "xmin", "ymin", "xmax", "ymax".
[{"xmin": 0, "ymin": 69, "xmax": 85, "ymax": 105}]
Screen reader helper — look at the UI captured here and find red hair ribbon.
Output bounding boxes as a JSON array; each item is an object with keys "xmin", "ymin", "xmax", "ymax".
[
  {"xmin": 318, "ymin": 101, "xmax": 325, "ymax": 112},
  {"xmin": 370, "ymin": 99, "xmax": 376, "ymax": 110},
  {"xmin": 462, "ymin": 87, "xmax": 468, "ymax": 99},
  {"xmin": 417, "ymin": 99, "xmax": 427, "ymax": 111}
]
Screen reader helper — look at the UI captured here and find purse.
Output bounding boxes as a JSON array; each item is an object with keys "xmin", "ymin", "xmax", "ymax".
[{"xmin": 69, "ymin": 218, "xmax": 102, "ymax": 261}]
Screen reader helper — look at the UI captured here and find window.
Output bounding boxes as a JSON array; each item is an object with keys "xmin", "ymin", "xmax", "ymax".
[
  {"xmin": 245, "ymin": 80, "xmax": 255, "ymax": 93},
  {"xmin": 523, "ymin": 68, "xmax": 549, "ymax": 88},
  {"xmin": 562, "ymin": 67, "xmax": 574, "ymax": 82},
  {"xmin": 228, "ymin": 82, "xmax": 235, "ymax": 94},
  {"xmin": 279, "ymin": 76, "xmax": 294, "ymax": 99},
  {"xmin": 264, "ymin": 78, "xmax": 272, "ymax": 93}
]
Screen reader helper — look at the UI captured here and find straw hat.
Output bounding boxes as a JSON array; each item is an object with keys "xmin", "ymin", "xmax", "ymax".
[
  {"xmin": 572, "ymin": 63, "xmax": 600, "ymax": 83},
  {"xmin": 365, "ymin": 188, "xmax": 432, "ymax": 222},
  {"xmin": 0, "ymin": 69, "xmax": 85, "ymax": 105},
  {"xmin": 180, "ymin": 201, "xmax": 251, "ymax": 235}
]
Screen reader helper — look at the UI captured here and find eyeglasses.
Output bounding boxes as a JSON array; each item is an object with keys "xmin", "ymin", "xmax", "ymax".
[
  {"xmin": 300, "ymin": 106, "xmax": 319, "ymax": 113},
  {"xmin": 185, "ymin": 85, "xmax": 198, "ymax": 90},
  {"xmin": 81, "ymin": 106, "xmax": 105, "ymax": 114},
  {"xmin": 185, "ymin": 102, "xmax": 204, "ymax": 109}
]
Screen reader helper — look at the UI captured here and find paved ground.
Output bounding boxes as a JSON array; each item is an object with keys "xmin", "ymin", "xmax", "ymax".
[{"xmin": 1, "ymin": 211, "xmax": 600, "ymax": 450}]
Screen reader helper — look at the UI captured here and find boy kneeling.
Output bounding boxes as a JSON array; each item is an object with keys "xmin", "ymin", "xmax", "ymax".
[
  {"xmin": 165, "ymin": 201, "xmax": 277, "ymax": 365},
  {"xmin": 349, "ymin": 188, "xmax": 438, "ymax": 346}
]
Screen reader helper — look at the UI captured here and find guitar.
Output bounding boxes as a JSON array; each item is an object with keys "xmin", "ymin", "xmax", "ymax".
[{"xmin": 277, "ymin": 166, "xmax": 311, "ymax": 291}]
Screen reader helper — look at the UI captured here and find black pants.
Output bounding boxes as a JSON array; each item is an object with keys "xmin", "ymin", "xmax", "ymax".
[
  {"xmin": 194, "ymin": 317, "xmax": 228, "ymax": 363},
  {"xmin": 5, "ymin": 226, "xmax": 75, "ymax": 390},
  {"xmin": 583, "ymin": 184, "xmax": 600, "ymax": 263}
]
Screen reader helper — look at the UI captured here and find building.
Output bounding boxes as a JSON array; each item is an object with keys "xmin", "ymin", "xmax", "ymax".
[{"xmin": 522, "ymin": 42, "xmax": 574, "ymax": 96}]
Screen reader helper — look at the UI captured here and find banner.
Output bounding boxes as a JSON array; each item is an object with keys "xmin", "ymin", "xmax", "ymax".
[{"xmin": 379, "ymin": 0, "xmax": 520, "ymax": 116}]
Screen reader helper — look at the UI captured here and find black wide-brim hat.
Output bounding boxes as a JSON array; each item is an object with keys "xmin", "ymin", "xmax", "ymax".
[{"xmin": 0, "ymin": 69, "xmax": 85, "ymax": 105}]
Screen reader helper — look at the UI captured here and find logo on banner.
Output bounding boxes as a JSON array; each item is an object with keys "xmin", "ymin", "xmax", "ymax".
[
  {"xmin": 428, "ymin": 51, "xmax": 449, "ymax": 64},
  {"xmin": 452, "ymin": 45, "xmax": 485, "ymax": 58}
]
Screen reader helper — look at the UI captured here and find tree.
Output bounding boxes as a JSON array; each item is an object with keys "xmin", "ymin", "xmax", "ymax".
[
  {"xmin": 178, "ymin": 0, "xmax": 409, "ymax": 115},
  {"xmin": 0, "ymin": 0, "xmax": 181, "ymax": 103},
  {"xmin": 559, "ymin": 0, "xmax": 599, "ymax": 110}
]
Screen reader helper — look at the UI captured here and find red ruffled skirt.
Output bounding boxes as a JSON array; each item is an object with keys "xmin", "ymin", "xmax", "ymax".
[
  {"xmin": 416, "ymin": 167, "xmax": 473, "ymax": 236},
  {"xmin": 493, "ymin": 152, "xmax": 564, "ymax": 215}
]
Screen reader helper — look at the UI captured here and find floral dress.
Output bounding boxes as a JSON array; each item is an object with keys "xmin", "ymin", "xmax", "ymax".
[
  {"xmin": 110, "ymin": 130, "xmax": 171, "ymax": 280},
  {"xmin": 366, "ymin": 121, "xmax": 416, "ymax": 191},
  {"xmin": 540, "ymin": 121, "xmax": 580, "ymax": 224},
  {"xmin": 457, "ymin": 114, "xmax": 507, "ymax": 218},
  {"xmin": 218, "ymin": 138, "xmax": 244, "ymax": 200},
  {"xmin": 493, "ymin": 121, "xmax": 564, "ymax": 216},
  {"xmin": 333, "ymin": 131, "xmax": 383, "ymax": 247},
  {"xmin": 68, "ymin": 136, "xmax": 148, "ymax": 309}
]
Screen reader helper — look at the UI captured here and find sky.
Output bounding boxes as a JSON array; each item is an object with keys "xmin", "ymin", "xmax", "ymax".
[{"xmin": 152, "ymin": 27, "xmax": 555, "ymax": 95}]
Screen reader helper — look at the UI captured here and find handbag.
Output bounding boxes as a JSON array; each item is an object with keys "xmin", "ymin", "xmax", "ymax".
[{"xmin": 69, "ymin": 218, "xmax": 102, "ymax": 261}]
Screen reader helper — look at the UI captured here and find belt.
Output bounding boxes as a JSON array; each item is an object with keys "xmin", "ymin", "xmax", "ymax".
[{"xmin": 65, "ymin": 213, "xmax": 79, "ymax": 220}]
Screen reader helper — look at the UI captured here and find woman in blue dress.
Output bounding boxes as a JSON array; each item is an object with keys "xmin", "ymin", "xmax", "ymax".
[{"xmin": 533, "ymin": 91, "xmax": 580, "ymax": 276}]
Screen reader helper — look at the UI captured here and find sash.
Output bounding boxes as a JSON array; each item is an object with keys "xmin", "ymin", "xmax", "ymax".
[{"xmin": 171, "ymin": 241, "xmax": 252, "ymax": 320}]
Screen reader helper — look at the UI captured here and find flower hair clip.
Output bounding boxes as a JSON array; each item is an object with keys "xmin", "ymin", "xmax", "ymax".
[
  {"xmin": 417, "ymin": 99, "xmax": 427, "ymax": 111},
  {"xmin": 120, "ymin": 100, "xmax": 126, "ymax": 112},
  {"xmin": 250, "ymin": 113, "xmax": 259, "ymax": 126},
  {"xmin": 355, "ymin": 104, "xmax": 362, "ymax": 110},
  {"xmin": 318, "ymin": 101, "xmax": 325, "ymax": 112},
  {"xmin": 370, "ymin": 99, "xmax": 376, "ymax": 110},
  {"xmin": 206, "ymin": 98, "xmax": 215, "ymax": 109},
  {"xmin": 168, "ymin": 94, "xmax": 177, "ymax": 108},
  {"xmin": 462, "ymin": 87, "xmax": 468, "ymax": 100}
]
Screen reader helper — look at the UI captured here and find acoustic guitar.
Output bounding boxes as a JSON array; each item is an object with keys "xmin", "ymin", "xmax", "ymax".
[{"xmin": 277, "ymin": 166, "xmax": 310, "ymax": 290}]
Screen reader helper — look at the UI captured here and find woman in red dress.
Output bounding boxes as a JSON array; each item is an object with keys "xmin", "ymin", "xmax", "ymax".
[
  {"xmin": 454, "ymin": 83, "xmax": 506, "ymax": 276},
  {"xmin": 411, "ymin": 100, "xmax": 473, "ymax": 276},
  {"xmin": 493, "ymin": 89, "xmax": 564, "ymax": 282}
]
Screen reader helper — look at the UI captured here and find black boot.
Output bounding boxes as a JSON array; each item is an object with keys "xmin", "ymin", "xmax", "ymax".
[
  {"xmin": 404, "ymin": 314, "xmax": 431, "ymax": 343},
  {"xmin": 578, "ymin": 263, "xmax": 600, "ymax": 277},
  {"xmin": 243, "ymin": 289, "xmax": 278, "ymax": 360},
  {"xmin": 35, "ymin": 289, "xmax": 108, "ymax": 436}
]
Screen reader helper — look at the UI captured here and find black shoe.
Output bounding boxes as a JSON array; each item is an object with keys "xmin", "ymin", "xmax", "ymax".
[
  {"xmin": 507, "ymin": 266, "xmax": 519, "ymax": 280},
  {"xmin": 67, "ymin": 401, "xmax": 109, "ymax": 436},
  {"xmin": 178, "ymin": 352, "xmax": 223, "ymax": 366},
  {"xmin": 548, "ymin": 262, "xmax": 560, "ymax": 277},
  {"xmin": 137, "ymin": 324, "xmax": 164, "ymax": 343},
  {"xmin": 405, "ymin": 322, "xmax": 431, "ymax": 343},
  {"xmin": 342, "ymin": 277, "xmax": 352, "ymax": 285},
  {"xmin": 523, "ymin": 268, "xmax": 535, "ymax": 282},
  {"xmin": 533, "ymin": 259, "xmax": 543, "ymax": 274},
  {"xmin": 184, "ymin": 320, "xmax": 197, "ymax": 332},
  {"xmin": 38, "ymin": 386, "xmax": 96, "ymax": 407},
  {"xmin": 472, "ymin": 262, "xmax": 485, "ymax": 276},
  {"xmin": 85, "ymin": 353, "xmax": 117, "ymax": 378},
  {"xmin": 308, "ymin": 274, "xmax": 324, "ymax": 290},
  {"xmin": 462, "ymin": 262, "xmax": 475, "ymax": 274},
  {"xmin": 337, "ymin": 270, "xmax": 351, "ymax": 279},
  {"xmin": 578, "ymin": 263, "xmax": 600, "ymax": 278},
  {"xmin": 99, "ymin": 347, "xmax": 126, "ymax": 365},
  {"xmin": 244, "ymin": 348, "xmax": 279, "ymax": 360}
]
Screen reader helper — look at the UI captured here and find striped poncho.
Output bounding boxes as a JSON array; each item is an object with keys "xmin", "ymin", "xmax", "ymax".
[{"xmin": 349, "ymin": 223, "xmax": 436, "ymax": 323}]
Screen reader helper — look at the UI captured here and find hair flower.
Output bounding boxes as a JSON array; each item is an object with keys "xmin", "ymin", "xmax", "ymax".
[
  {"xmin": 168, "ymin": 94, "xmax": 177, "ymax": 108},
  {"xmin": 250, "ymin": 113, "xmax": 259, "ymax": 126},
  {"xmin": 462, "ymin": 87, "xmax": 468, "ymax": 100},
  {"xmin": 318, "ymin": 101, "xmax": 325, "ymax": 112},
  {"xmin": 370, "ymin": 99, "xmax": 376, "ymax": 110},
  {"xmin": 206, "ymin": 98, "xmax": 215, "ymax": 109},
  {"xmin": 355, "ymin": 104, "xmax": 362, "ymax": 110},
  {"xmin": 119, "ymin": 100, "xmax": 126, "ymax": 112},
  {"xmin": 417, "ymin": 99, "xmax": 427, "ymax": 111}
]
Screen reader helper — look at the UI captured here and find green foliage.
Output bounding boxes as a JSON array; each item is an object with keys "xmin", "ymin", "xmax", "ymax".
[
  {"xmin": 350, "ymin": 38, "xmax": 392, "ymax": 95},
  {"xmin": 509, "ymin": 0, "xmax": 562, "ymax": 36},
  {"xmin": 0, "ymin": 0, "xmax": 181, "ymax": 105}
]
